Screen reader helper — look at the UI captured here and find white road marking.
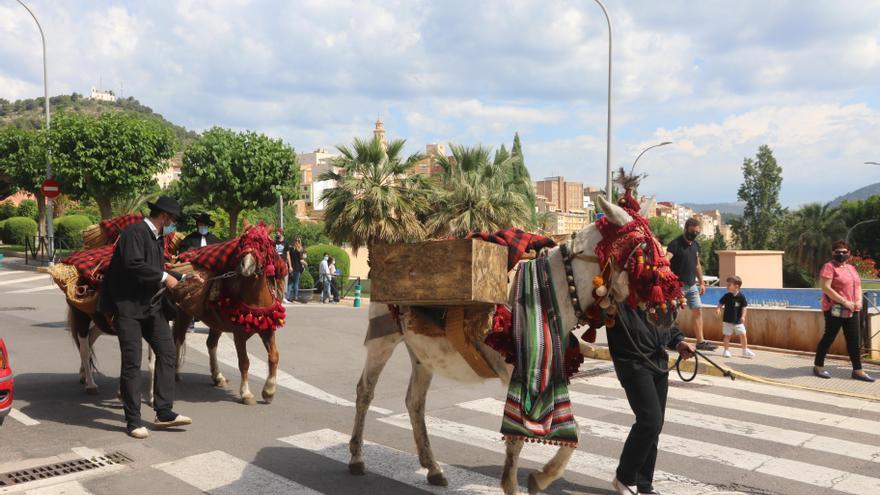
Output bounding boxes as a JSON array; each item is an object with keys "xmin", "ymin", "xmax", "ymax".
[
  {"xmin": 153, "ymin": 450, "xmax": 321, "ymax": 495},
  {"xmin": 564, "ymin": 391, "xmax": 880, "ymax": 463},
  {"xmin": 585, "ymin": 376, "xmax": 879, "ymax": 434},
  {"xmin": 5, "ymin": 285, "xmax": 57, "ymax": 294},
  {"xmin": 9, "ymin": 408, "xmax": 40, "ymax": 426},
  {"xmin": 378, "ymin": 413, "xmax": 719, "ymax": 495},
  {"xmin": 279, "ymin": 429, "xmax": 509, "ymax": 494},
  {"xmin": 22, "ymin": 481, "xmax": 92, "ymax": 495},
  {"xmin": 0, "ymin": 275, "xmax": 48, "ymax": 287},
  {"xmin": 459, "ymin": 398, "xmax": 880, "ymax": 495},
  {"xmin": 0, "ymin": 271, "xmax": 32, "ymax": 277},
  {"xmin": 186, "ymin": 334, "xmax": 392, "ymax": 415}
]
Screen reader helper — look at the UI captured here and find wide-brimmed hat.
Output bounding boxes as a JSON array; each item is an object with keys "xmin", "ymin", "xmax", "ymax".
[
  {"xmin": 192, "ymin": 212, "xmax": 215, "ymax": 227},
  {"xmin": 146, "ymin": 196, "xmax": 182, "ymax": 219}
]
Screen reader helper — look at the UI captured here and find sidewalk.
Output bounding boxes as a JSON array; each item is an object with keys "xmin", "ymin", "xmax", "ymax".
[{"xmin": 582, "ymin": 330, "xmax": 880, "ymax": 401}]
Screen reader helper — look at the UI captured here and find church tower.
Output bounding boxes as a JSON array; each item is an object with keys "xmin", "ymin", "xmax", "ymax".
[{"xmin": 373, "ymin": 117, "xmax": 387, "ymax": 149}]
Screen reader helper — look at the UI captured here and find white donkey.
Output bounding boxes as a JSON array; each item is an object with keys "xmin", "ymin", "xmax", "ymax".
[{"xmin": 349, "ymin": 195, "xmax": 636, "ymax": 495}]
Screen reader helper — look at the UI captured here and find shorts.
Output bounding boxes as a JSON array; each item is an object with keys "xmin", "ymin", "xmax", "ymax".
[
  {"xmin": 722, "ymin": 322, "xmax": 747, "ymax": 336},
  {"xmin": 683, "ymin": 284, "xmax": 702, "ymax": 309}
]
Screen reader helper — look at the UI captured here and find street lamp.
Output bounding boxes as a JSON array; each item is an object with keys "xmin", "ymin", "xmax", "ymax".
[
  {"xmin": 14, "ymin": 0, "xmax": 54, "ymax": 259},
  {"xmin": 866, "ymin": 162, "xmax": 880, "ymax": 166},
  {"xmin": 846, "ymin": 219, "xmax": 879, "ymax": 245},
  {"xmin": 593, "ymin": 0, "xmax": 613, "ymax": 200},
  {"xmin": 630, "ymin": 141, "xmax": 672, "ymax": 175}
]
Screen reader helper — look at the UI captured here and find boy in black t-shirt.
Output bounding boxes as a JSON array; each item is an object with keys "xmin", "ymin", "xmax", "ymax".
[{"xmin": 717, "ymin": 275, "xmax": 755, "ymax": 358}]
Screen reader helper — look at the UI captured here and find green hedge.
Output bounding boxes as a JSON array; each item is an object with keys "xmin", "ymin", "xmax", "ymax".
[
  {"xmin": 0, "ymin": 202, "xmax": 16, "ymax": 221},
  {"xmin": 305, "ymin": 244, "xmax": 350, "ymax": 289},
  {"xmin": 299, "ymin": 270, "xmax": 315, "ymax": 290},
  {"xmin": 53, "ymin": 215, "xmax": 93, "ymax": 249},
  {"xmin": 2, "ymin": 216, "xmax": 38, "ymax": 244},
  {"xmin": 16, "ymin": 199, "xmax": 38, "ymax": 221}
]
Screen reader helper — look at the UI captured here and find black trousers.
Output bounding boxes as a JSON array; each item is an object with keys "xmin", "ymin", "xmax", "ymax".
[
  {"xmin": 614, "ymin": 358, "xmax": 668, "ymax": 492},
  {"xmin": 116, "ymin": 312, "xmax": 176, "ymax": 428},
  {"xmin": 815, "ymin": 311, "xmax": 862, "ymax": 370}
]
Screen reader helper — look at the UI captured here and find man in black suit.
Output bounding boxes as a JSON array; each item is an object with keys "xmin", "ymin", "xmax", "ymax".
[
  {"xmin": 97, "ymin": 196, "xmax": 194, "ymax": 439},
  {"xmin": 179, "ymin": 212, "xmax": 222, "ymax": 253}
]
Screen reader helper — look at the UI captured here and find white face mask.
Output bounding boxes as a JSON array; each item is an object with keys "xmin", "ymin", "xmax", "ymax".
[{"xmin": 198, "ymin": 226, "xmax": 209, "ymax": 236}]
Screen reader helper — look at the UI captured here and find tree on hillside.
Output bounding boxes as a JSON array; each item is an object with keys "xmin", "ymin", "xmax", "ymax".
[
  {"xmin": 648, "ymin": 217, "xmax": 683, "ymax": 246},
  {"xmin": 0, "ymin": 126, "xmax": 49, "ymax": 234},
  {"xmin": 181, "ymin": 127, "xmax": 299, "ymax": 237},
  {"xmin": 320, "ymin": 136, "xmax": 431, "ymax": 252},
  {"xmin": 783, "ymin": 203, "xmax": 846, "ymax": 278},
  {"xmin": 704, "ymin": 231, "xmax": 728, "ymax": 276},
  {"xmin": 839, "ymin": 196, "xmax": 880, "ymax": 261},
  {"xmin": 512, "ymin": 132, "xmax": 523, "ymax": 158},
  {"xmin": 730, "ymin": 145, "xmax": 784, "ymax": 250},
  {"xmin": 48, "ymin": 112, "xmax": 176, "ymax": 219},
  {"xmin": 428, "ymin": 144, "xmax": 530, "ymax": 237}
]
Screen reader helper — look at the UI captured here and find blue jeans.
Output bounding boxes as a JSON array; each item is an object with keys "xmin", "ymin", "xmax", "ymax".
[
  {"xmin": 683, "ymin": 284, "xmax": 702, "ymax": 309},
  {"xmin": 287, "ymin": 271, "xmax": 301, "ymax": 300},
  {"xmin": 321, "ymin": 275, "xmax": 332, "ymax": 302}
]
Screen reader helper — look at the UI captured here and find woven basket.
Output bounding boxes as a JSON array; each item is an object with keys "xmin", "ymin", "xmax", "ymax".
[
  {"xmin": 169, "ymin": 263, "xmax": 213, "ymax": 320},
  {"xmin": 48, "ymin": 263, "xmax": 98, "ymax": 315},
  {"xmin": 81, "ymin": 224, "xmax": 107, "ymax": 249}
]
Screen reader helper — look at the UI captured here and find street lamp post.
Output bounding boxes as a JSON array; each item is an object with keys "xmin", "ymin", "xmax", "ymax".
[
  {"xmin": 15, "ymin": 0, "xmax": 54, "ymax": 260},
  {"xmin": 846, "ymin": 219, "xmax": 879, "ymax": 246},
  {"xmin": 593, "ymin": 0, "xmax": 613, "ymax": 200},
  {"xmin": 865, "ymin": 161, "xmax": 880, "ymax": 166},
  {"xmin": 630, "ymin": 141, "xmax": 672, "ymax": 175}
]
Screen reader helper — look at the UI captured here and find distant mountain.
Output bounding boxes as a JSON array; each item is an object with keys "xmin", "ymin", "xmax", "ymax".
[
  {"xmin": 0, "ymin": 94, "xmax": 198, "ymax": 149},
  {"xmin": 681, "ymin": 202, "xmax": 746, "ymax": 216},
  {"xmin": 830, "ymin": 182, "xmax": 880, "ymax": 207}
]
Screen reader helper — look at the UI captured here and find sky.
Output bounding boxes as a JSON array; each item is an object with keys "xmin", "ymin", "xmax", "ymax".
[{"xmin": 1, "ymin": 0, "xmax": 879, "ymax": 207}]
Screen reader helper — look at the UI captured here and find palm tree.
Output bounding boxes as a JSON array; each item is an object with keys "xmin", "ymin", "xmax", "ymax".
[
  {"xmin": 428, "ymin": 144, "xmax": 530, "ymax": 237},
  {"xmin": 320, "ymin": 137, "xmax": 433, "ymax": 251},
  {"xmin": 783, "ymin": 203, "xmax": 847, "ymax": 277}
]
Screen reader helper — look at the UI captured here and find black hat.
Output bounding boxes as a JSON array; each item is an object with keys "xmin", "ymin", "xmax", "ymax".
[
  {"xmin": 192, "ymin": 212, "xmax": 215, "ymax": 227},
  {"xmin": 147, "ymin": 196, "xmax": 182, "ymax": 219}
]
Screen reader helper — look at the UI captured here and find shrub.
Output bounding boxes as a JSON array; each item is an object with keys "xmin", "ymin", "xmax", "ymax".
[
  {"xmin": 16, "ymin": 199, "xmax": 38, "ymax": 220},
  {"xmin": 53, "ymin": 215, "xmax": 92, "ymax": 249},
  {"xmin": 2, "ymin": 216, "xmax": 38, "ymax": 244},
  {"xmin": 0, "ymin": 201, "xmax": 16, "ymax": 220},
  {"xmin": 299, "ymin": 270, "xmax": 315, "ymax": 290},
  {"xmin": 305, "ymin": 244, "xmax": 350, "ymax": 289}
]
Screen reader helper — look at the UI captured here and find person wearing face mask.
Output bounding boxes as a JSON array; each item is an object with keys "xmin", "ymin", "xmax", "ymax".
[
  {"xmin": 814, "ymin": 240, "xmax": 874, "ymax": 382},
  {"xmin": 97, "ymin": 196, "xmax": 194, "ymax": 439},
  {"xmin": 666, "ymin": 218, "xmax": 715, "ymax": 351},
  {"xmin": 179, "ymin": 212, "xmax": 221, "ymax": 253}
]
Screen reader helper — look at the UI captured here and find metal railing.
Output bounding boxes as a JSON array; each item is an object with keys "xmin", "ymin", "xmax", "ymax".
[{"xmin": 24, "ymin": 235, "xmax": 70, "ymax": 266}]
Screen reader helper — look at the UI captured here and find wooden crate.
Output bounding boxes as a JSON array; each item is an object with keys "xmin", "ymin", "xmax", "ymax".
[{"xmin": 370, "ymin": 239, "xmax": 508, "ymax": 306}]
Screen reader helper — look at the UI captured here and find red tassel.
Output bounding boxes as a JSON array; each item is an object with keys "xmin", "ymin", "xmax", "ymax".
[
  {"xmin": 650, "ymin": 285, "xmax": 665, "ymax": 304},
  {"xmin": 584, "ymin": 327, "xmax": 597, "ymax": 343}
]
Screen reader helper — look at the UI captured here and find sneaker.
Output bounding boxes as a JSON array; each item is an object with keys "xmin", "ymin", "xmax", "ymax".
[
  {"xmin": 283, "ymin": 299, "xmax": 291, "ymax": 304},
  {"xmin": 722, "ymin": 349, "xmax": 732, "ymax": 358},
  {"xmin": 153, "ymin": 412, "xmax": 193, "ymax": 429},
  {"xmin": 612, "ymin": 477, "xmax": 638, "ymax": 495},
  {"xmin": 696, "ymin": 341, "xmax": 716, "ymax": 351},
  {"xmin": 127, "ymin": 426, "xmax": 149, "ymax": 439},
  {"xmin": 743, "ymin": 349, "xmax": 756, "ymax": 359}
]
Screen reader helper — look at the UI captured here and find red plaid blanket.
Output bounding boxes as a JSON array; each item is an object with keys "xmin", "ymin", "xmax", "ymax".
[
  {"xmin": 178, "ymin": 224, "xmax": 288, "ymax": 277},
  {"xmin": 100, "ymin": 214, "xmax": 143, "ymax": 243},
  {"xmin": 467, "ymin": 228, "xmax": 556, "ymax": 271}
]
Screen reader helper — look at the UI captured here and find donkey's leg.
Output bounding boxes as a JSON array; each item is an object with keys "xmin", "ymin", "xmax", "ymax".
[
  {"xmin": 172, "ymin": 314, "xmax": 192, "ymax": 383},
  {"xmin": 78, "ymin": 330, "xmax": 98, "ymax": 394},
  {"xmin": 501, "ymin": 439, "xmax": 524, "ymax": 495},
  {"xmin": 260, "ymin": 332, "xmax": 279, "ymax": 404},
  {"xmin": 233, "ymin": 331, "xmax": 256, "ymax": 405},
  {"xmin": 528, "ymin": 445, "xmax": 576, "ymax": 494},
  {"xmin": 146, "ymin": 347, "xmax": 155, "ymax": 407},
  {"xmin": 404, "ymin": 346, "xmax": 446, "ymax": 486},
  {"xmin": 349, "ymin": 332, "xmax": 402, "ymax": 475},
  {"xmin": 206, "ymin": 329, "xmax": 227, "ymax": 388}
]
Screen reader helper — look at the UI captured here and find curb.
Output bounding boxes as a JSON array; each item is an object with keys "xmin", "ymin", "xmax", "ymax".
[{"xmin": 580, "ymin": 344, "xmax": 880, "ymax": 401}]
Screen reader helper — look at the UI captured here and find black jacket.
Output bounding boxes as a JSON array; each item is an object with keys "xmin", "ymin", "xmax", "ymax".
[
  {"xmin": 178, "ymin": 231, "xmax": 222, "ymax": 253},
  {"xmin": 607, "ymin": 304, "xmax": 685, "ymax": 369},
  {"xmin": 97, "ymin": 220, "xmax": 171, "ymax": 319}
]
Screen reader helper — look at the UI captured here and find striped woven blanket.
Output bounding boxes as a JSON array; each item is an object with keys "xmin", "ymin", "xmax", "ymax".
[{"xmin": 501, "ymin": 256, "xmax": 578, "ymax": 447}]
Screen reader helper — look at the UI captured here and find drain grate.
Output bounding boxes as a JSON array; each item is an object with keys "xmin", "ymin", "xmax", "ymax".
[{"xmin": 0, "ymin": 451, "xmax": 132, "ymax": 487}]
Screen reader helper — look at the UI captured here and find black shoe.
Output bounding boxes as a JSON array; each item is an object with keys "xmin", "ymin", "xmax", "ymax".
[
  {"xmin": 639, "ymin": 490, "xmax": 660, "ymax": 495},
  {"xmin": 696, "ymin": 341, "xmax": 716, "ymax": 351},
  {"xmin": 852, "ymin": 371, "xmax": 876, "ymax": 382},
  {"xmin": 813, "ymin": 367, "xmax": 832, "ymax": 379}
]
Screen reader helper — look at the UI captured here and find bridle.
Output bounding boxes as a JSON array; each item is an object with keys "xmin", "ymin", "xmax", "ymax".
[{"xmin": 558, "ymin": 242, "xmax": 598, "ymax": 329}]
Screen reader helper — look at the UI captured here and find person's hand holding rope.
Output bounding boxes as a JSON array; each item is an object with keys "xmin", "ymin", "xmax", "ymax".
[{"xmin": 676, "ymin": 340, "xmax": 696, "ymax": 360}]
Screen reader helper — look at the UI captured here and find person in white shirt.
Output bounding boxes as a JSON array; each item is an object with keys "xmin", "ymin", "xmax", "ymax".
[{"xmin": 319, "ymin": 253, "xmax": 331, "ymax": 303}]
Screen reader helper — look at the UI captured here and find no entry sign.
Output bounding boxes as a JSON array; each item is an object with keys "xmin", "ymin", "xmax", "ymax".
[{"xmin": 41, "ymin": 179, "xmax": 61, "ymax": 199}]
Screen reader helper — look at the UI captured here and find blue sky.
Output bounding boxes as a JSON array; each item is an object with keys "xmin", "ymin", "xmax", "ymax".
[{"xmin": 2, "ymin": 0, "xmax": 879, "ymax": 206}]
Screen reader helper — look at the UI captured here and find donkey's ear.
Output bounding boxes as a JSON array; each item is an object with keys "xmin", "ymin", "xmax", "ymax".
[
  {"xmin": 242, "ymin": 218, "xmax": 251, "ymax": 229},
  {"xmin": 596, "ymin": 195, "xmax": 632, "ymax": 227},
  {"xmin": 267, "ymin": 224, "xmax": 276, "ymax": 234}
]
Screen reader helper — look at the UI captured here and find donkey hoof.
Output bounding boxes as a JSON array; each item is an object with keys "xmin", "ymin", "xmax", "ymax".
[
  {"xmin": 527, "ymin": 473, "xmax": 541, "ymax": 494},
  {"xmin": 261, "ymin": 391, "xmax": 275, "ymax": 404},
  {"xmin": 213, "ymin": 378, "xmax": 228, "ymax": 388},
  {"xmin": 241, "ymin": 395, "xmax": 256, "ymax": 406},
  {"xmin": 348, "ymin": 462, "xmax": 366, "ymax": 476},
  {"xmin": 427, "ymin": 472, "xmax": 448, "ymax": 487},
  {"xmin": 175, "ymin": 373, "xmax": 182, "ymax": 383},
  {"xmin": 85, "ymin": 386, "xmax": 99, "ymax": 396},
  {"xmin": 79, "ymin": 376, "xmax": 86, "ymax": 385}
]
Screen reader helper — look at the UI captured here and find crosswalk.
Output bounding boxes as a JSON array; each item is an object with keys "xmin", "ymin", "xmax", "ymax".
[
  {"xmin": 0, "ymin": 266, "xmax": 54, "ymax": 295},
  {"xmin": 3, "ymin": 369, "xmax": 880, "ymax": 495}
]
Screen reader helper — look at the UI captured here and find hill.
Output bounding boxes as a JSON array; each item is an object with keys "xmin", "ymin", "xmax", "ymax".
[
  {"xmin": 681, "ymin": 201, "xmax": 746, "ymax": 216},
  {"xmin": 830, "ymin": 182, "xmax": 880, "ymax": 207},
  {"xmin": 0, "ymin": 94, "xmax": 198, "ymax": 149}
]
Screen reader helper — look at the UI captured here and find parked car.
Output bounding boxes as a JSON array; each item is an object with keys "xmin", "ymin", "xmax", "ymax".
[{"xmin": 0, "ymin": 337, "xmax": 13, "ymax": 426}]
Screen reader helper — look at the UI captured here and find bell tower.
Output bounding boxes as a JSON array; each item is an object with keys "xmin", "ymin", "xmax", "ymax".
[{"xmin": 373, "ymin": 117, "xmax": 387, "ymax": 149}]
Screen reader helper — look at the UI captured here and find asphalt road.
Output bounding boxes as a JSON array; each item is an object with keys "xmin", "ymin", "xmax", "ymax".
[{"xmin": 1, "ymin": 262, "xmax": 879, "ymax": 495}]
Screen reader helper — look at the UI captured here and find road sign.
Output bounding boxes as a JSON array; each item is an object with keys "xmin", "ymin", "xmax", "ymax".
[{"xmin": 41, "ymin": 179, "xmax": 60, "ymax": 199}]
